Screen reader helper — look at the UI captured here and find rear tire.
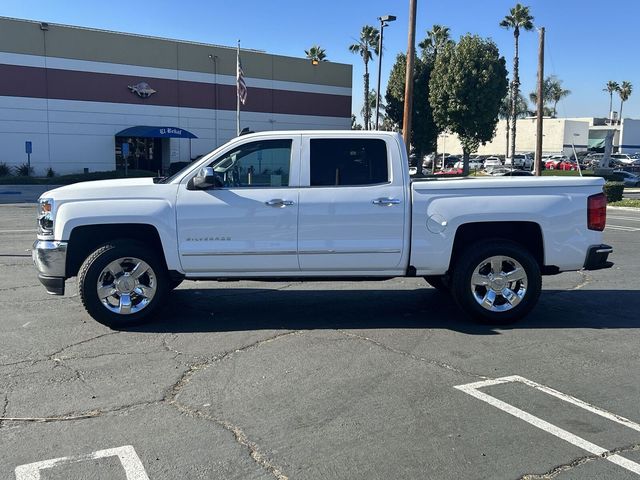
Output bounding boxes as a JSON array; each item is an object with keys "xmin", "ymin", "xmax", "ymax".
[
  {"xmin": 78, "ymin": 240, "xmax": 168, "ymax": 328},
  {"xmin": 424, "ymin": 275, "xmax": 449, "ymax": 292},
  {"xmin": 450, "ymin": 240, "xmax": 541, "ymax": 324}
]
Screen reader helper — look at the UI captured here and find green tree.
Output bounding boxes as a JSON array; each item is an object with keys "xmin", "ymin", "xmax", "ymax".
[
  {"xmin": 349, "ymin": 26, "xmax": 379, "ymax": 131},
  {"xmin": 618, "ymin": 81, "xmax": 633, "ymax": 124},
  {"xmin": 304, "ymin": 45, "xmax": 327, "ymax": 64},
  {"xmin": 603, "ymin": 80, "xmax": 619, "ymax": 122},
  {"xmin": 500, "ymin": 3, "xmax": 535, "ymax": 157},
  {"xmin": 385, "ymin": 53, "xmax": 438, "ymax": 159},
  {"xmin": 430, "ymin": 35, "xmax": 508, "ymax": 174}
]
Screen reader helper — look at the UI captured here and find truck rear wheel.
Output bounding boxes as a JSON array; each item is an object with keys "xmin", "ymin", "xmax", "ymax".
[
  {"xmin": 424, "ymin": 275, "xmax": 449, "ymax": 292},
  {"xmin": 78, "ymin": 240, "xmax": 168, "ymax": 328},
  {"xmin": 451, "ymin": 240, "xmax": 541, "ymax": 324}
]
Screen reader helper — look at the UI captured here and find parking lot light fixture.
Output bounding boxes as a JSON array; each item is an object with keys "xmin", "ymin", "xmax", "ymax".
[{"xmin": 375, "ymin": 14, "xmax": 396, "ymax": 130}]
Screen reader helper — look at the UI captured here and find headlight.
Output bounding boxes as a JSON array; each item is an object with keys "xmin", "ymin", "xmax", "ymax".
[{"xmin": 38, "ymin": 197, "xmax": 55, "ymax": 236}]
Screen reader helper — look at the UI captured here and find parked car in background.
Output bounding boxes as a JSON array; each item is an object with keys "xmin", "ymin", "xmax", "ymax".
[
  {"xmin": 483, "ymin": 157, "xmax": 503, "ymax": 171},
  {"xmin": 545, "ymin": 155, "xmax": 569, "ymax": 170},
  {"xmin": 505, "ymin": 154, "xmax": 533, "ymax": 170},
  {"xmin": 614, "ymin": 170, "xmax": 640, "ymax": 187},
  {"xmin": 454, "ymin": 160, "xmax": 484, "ymax": 171},
  {"xmin": 491, "ymin": 169, "xmax": 533, "ymax": 176},
  {"xmin": 434, "ymin": 168, "xmax": 464, "ymax": 175},
  {"xmin": 555, "ymin": 160, "xmax": 579, "ymax": 171},
  {"xmin": 612, "ymin": 154, "xmax": 637, "ymax": 165}
]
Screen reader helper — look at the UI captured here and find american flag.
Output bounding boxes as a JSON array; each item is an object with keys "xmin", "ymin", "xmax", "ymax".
[{"xmin": 237, "ymin": 54, "xmax": 247, "ymax": 105}]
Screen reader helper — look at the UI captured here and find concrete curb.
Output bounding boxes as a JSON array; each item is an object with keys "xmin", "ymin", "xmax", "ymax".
[{"xmin": 608, "ymin": 206, "xmax": 640, "ymax": 211}]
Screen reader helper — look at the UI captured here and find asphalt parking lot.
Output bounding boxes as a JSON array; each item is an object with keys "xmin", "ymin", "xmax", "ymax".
[{"xmin": 1, "ymin": 204, "xmax": 639, "ymax": 480}]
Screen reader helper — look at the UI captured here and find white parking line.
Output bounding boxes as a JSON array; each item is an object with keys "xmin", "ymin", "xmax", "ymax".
[
  {"xmin": 455, "ymin": 376, "xmax": 640, "ymax": 476},
  {"xmin": 607, "ymin": 225, "xmax": 640, "ymax": 232},
  {"xmin": 609, "ymin": 216, "xmax": 640, "ymax": 222},
  {"xmin": 14, "ymin": 445, "xmax": 149, "ymax": 480}
]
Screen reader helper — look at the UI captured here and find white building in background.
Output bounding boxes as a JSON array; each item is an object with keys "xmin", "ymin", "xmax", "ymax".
[{"xmin": 438, "ymin": 117, "xmax": 640, "ymax": 157}]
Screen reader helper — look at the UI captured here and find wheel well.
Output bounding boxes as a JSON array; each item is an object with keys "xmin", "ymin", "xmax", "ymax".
[
  {"xmin": 449, "ymin": 221, "xmax": 545, "ymax": 271},
  {"xmin": 66, "ymin": 224, "xmax": 166, "ymax": 277}
]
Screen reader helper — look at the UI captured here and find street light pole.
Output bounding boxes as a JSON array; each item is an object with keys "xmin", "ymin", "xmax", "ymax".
[
  {"xmin": 375, "ymin": 15, "xmax": 396, "ymax": 130},
  {"xmin": 402, "ymin": 0, "xmax": 417, "ymax": 154}
]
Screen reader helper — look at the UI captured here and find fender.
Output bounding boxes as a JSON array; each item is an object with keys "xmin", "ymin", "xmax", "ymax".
[{"xmin": 55, "ymin": 198, "xmax": 181, "ymax": 272}]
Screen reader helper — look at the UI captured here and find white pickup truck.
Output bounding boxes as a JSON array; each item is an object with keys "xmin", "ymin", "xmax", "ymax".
[{"xmin": 33, "ymin": 131, "xmax": 613, "ymax": 327}]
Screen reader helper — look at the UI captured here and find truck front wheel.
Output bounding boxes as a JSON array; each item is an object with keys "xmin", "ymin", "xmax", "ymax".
[
  {"xmin": 78, "ymin": 240, "xmax": 168, "ymax": 328},
  {"xmin": 451, "ymin": 240, "xmax": 541, "ymax": 324}
]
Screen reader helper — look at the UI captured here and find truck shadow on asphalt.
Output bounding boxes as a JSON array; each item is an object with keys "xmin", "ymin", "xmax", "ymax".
[{"xmin": 122, "ymin": 287, "xmax": 640, "ymax": 335}]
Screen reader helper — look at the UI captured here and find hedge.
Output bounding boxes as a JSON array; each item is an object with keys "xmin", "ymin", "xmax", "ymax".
[{"xmin": 604, "ymin": 182, "xmax": 624, "ymax": 202}]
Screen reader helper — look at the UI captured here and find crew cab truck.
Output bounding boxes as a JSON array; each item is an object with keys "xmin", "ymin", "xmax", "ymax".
[{"xmin": 33, "ymin": 131, "xmax": 613, "ymax": 327}]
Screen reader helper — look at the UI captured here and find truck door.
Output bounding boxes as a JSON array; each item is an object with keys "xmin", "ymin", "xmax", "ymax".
[
  {"xmin": 176, "ymin": 136, "xmax": 300, "ymax": 274},
  {"xmin": 297, "ymin": 136, "xmax": 407, "ymax": 273}
]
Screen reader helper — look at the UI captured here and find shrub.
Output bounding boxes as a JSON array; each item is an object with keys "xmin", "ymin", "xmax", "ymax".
[
  {"xmin": 604, "ymin": 181, "xmax": 624, "ymax": 202},
  {"xmin": 46, "ymin": 167, "xmax": 56, "ymax": 178},
  {"xmin": 0, "ymin": 162, "xmax": 10, "ymax": 176},
  {"xmin": 14, "ymin": 163, "xmax": 34, "ymax": 176}
]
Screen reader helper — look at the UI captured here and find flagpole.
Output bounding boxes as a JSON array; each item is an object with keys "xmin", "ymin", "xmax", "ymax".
[{"xmin": 236, "ymin": 40, "xmax": 240, "ymax": 136}]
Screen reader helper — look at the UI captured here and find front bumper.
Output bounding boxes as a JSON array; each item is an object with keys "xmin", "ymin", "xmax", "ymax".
[
  {"xmin": 583, "ymin": 244, "xmax": 614, "ymax": 271},
  {"xmin": 32, "ymin": 240, "xmax": 67, "ymax": 295}
]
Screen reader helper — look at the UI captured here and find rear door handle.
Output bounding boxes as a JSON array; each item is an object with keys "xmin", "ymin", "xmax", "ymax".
[
  {"xmin": 372, "ymin": 197, "xmax": 401, "ymax": 206},
  {"xmin": 265, "ymin": 199, "xmax": 294, "ymax": 207}
]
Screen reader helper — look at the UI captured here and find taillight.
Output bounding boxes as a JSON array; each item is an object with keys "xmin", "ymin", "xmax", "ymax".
[{"xmin": 588, "ymin": 192, "xmax": 607, "ymax": 231}]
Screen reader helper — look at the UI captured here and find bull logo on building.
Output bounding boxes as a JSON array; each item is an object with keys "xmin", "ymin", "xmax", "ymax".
[{"xmin": 128, "ymin": 82, "xmax": 157, "ymax": 98}]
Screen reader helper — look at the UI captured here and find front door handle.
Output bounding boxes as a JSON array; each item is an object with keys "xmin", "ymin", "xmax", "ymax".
[
  {"xmin": 372, "ymin": 197, "xmax": 401, "ymax": 206},
  {"xmin": 265, "ymin": 199, "xmax": 295, "ymax": 207}
]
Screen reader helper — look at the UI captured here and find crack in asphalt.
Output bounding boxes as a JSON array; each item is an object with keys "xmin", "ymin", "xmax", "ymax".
[
  {"xmin": 48, "ymin": 332, "xmax": 119, "ymax": 361},
  {"xmin": 163, "ymin": 330, "xmax": 301, "ymax": 480},
  {"xmin": 337, "ymin": 330, "xmax": 489, "ymax": 380},
  {"xmin": 0, "ymin": 394, "xmax": 8, "ymax": 428},
  {"xmin": 1, "ymin": 330, "xmax": 299, "ymax": 479},
  {"xmin": 517, "ymin": 442, "xmax": 640, "ymax": 479}
]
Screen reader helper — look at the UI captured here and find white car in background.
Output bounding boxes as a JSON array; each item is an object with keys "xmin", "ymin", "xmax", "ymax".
[
  {"xmin": 454, "ymin": 160, "xmax": 483, "ymax": 170},
  {"xmin": 483, "ymin": 157, "xmax": 503, "ymax": 171},
  {"xmin": 505, "ymin": 154, "xmax": 533, "ymax": 170}
]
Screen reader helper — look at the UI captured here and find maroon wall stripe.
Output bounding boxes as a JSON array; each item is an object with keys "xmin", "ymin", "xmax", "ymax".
[{"xmin": 0, "ymin": 63, "xmax": 351, "ymax": 118}]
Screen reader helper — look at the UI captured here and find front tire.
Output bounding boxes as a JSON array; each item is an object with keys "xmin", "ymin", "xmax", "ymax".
[
  {"xmin": 78, "ymin": 240, "xmax": 168, "ymax": 328},
  {"xmin": 450, "ymin": 240, "xmax": 541, "ymax": 324}
]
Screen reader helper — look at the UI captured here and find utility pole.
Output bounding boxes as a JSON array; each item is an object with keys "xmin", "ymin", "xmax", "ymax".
[
  {"xmin": 375, "ymin": 15, "xmax": 396, "ymax": 130},
  {"xmin": 534, "ymin": 27, "xmax": 545, "ymax": 177},
  {"xmin": 402, "ymin": 0, "xmax": 417, "ymax": 154}
]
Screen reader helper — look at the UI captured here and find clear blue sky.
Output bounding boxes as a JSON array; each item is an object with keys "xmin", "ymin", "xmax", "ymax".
[{"xmin": 2, "ymin": 0, "xmax": 638, "ymax": 120}]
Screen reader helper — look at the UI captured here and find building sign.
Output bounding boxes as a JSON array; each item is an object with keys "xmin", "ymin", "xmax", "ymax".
[
  {"xmin": 127, "ymin": 82, "xmax": 157, "ymax": 98},
  {"xmin": 159, "ymin": 128, "xmax": 182, "ymax": 136}
]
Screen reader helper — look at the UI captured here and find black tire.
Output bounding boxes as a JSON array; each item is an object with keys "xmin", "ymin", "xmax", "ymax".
[
  {"xmin": 450, "ymin": 240, "xmax": 541, "ymax": 324},
  {"xmin": 78, "ymin": 240, "xmax": 168, "ymax": 328},
  {"xmin": 424, "ymin": 275, "xmax": 449, "ymax": 292}
]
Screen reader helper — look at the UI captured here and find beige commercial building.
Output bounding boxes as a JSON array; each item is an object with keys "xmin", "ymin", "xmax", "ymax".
[
  {"xmin": 438, "ymin": 117, "xmax": 640, "ymax": 157},
  {"xmin": 0, "ymin": 17, "xmax": 352, "ymax": 174}
]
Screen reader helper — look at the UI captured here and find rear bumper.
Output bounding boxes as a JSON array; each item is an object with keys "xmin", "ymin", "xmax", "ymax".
[
  {"xmin": 583, "ymin": 244, "xmax": 614, "ymax": 271},
  {"xmin": 32, "ymin": 240, "xmax": 67, "ymax": 295}
]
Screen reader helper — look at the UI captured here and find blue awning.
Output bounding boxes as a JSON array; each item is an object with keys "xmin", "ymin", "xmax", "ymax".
[{"xmin": 115, "ymin": 126, "xmax": 197, "ymax": 139}]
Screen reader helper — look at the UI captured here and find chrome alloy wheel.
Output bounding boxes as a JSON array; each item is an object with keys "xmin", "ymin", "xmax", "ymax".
[
  {"xmin": 470, "ymin": 255, "xmax": 528, "ymax": 312},
  {"xmin": 96, "ymin": 257, "xmax": 157, "ymax": 315}
]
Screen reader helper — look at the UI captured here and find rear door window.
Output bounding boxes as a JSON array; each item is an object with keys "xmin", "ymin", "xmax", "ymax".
[{"xmin": 309, "ymin": 139, "xmax": 388, "ymax": 186}]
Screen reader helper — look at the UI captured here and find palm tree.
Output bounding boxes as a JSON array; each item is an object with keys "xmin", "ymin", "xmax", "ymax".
[
  {"xmin": 530, "ymin": 76, "xmax": 570, "ymax": 118},
  {"xmin": 349, "ymin": 25, "xmax": 380, "ymax": 131},
  {"xmin": 500, "ymin": 3, "xmax": 535, "ymax": 157},
  {"xmin": 305, "ymin": 45, "xmax": 327, "ymax": 65},
  {"xmin": 419, "ymin": 24, "xmax": 453, "ymax": 59},
  {"xmin": 500, "ymin": 92, "xmax": 531, "ymax": 159},
  {"xmin": 361, "ymin": 90, "xmax": 384, "ymax": 130},
  {"xmin": 618, "ymin": 81, "xmax": 632, "ymax": 124},
  {"xmin": 603, "ymin": 81, "xmax": 619, "ymax": 123}
]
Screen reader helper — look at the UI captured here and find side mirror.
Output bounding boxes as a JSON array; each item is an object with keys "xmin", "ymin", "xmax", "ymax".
[{"xmin": 192, "ymin": 167, "xmax": 223, "ymax": 189}]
